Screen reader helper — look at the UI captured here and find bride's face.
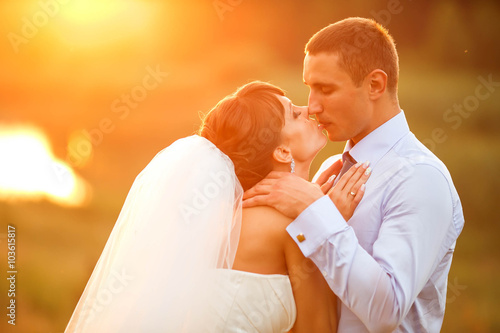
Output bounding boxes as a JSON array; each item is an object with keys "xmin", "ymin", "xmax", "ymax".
[{"xmin": 277, "ymin": 95, "xmax": 327, "ymax": 163}]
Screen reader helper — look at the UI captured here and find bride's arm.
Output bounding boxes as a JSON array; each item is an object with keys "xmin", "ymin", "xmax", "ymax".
[{"xmin": 284, "ymin": 231, "xmax": 338, "ymax": 333}]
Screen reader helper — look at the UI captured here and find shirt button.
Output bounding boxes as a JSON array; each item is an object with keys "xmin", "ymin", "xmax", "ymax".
[
  {"xmin": 322, "ymin": 270, "xmax": 328, "ymax": 277},
  {"xmin": 296, "ymin": 233, "xmax": 306, "ymax": 242}
]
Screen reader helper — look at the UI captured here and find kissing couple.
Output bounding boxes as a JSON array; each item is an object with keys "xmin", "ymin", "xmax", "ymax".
[{"xmin": 66, "ymin": 17, "xmax": 464, "ymax": 333}]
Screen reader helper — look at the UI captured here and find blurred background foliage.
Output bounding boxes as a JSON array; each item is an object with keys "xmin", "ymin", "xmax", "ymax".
[{"xmin": 0, "ymin": 0, "xmax": 499, "ymax": 332}]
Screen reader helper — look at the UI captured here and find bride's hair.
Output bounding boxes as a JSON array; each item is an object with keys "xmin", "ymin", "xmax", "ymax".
[{"xmin": 199, "ymin": 81, "xmax": 286, "ymax": 191}]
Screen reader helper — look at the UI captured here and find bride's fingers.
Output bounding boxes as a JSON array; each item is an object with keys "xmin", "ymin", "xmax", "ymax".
[
  {"xmin": 352, "ymin": 183, "xmax": 366, "ymax": 205},
  {"xmin": 343, "ymin": 161, "xmax": 370, "ymax": 196},
  {"xmin": 334, "ymin": 162, "xmax": 362, "ymax": 190},
  {"xmin": 320, "ymin": 174, "xmax": 336, "ymax": 194},
  {"xmin": 314, "ymin": 159, "xmax": 342, "ymax": 186},
  {"xmin": 348, "ymin": 166, "xmax": 371, "ymax": 198}
]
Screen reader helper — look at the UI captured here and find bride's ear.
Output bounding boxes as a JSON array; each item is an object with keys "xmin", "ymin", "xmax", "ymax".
[{"xmin": 272, "ymin": 145, "xmax": 293, "ymax": 164}]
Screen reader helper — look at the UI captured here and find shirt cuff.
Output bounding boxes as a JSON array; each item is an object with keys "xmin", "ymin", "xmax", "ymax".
[{"xmin": 286, "ymin": 195, "xmax": 348, "ymax": 257}]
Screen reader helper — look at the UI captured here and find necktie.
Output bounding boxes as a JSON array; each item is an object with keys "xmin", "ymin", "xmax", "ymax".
[{"xmin": 335, "ymin": 151, "xmax": 357, "ymax": 184}]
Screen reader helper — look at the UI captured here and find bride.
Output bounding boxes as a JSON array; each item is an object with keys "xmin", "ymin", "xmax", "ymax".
[{"xmin": 65, "ymin": 81, "xmax": 369, "ymax": 332}]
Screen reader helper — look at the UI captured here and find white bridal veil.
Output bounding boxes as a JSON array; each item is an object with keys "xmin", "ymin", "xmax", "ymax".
[{"xmin": 65, "ymin": 135, "xmax": 243, "ymax": 332}]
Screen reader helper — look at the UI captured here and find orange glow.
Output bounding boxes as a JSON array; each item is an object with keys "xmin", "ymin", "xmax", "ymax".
[
  {"xmin": 59, "ymin": 1, "xmax": 123, "ymax": 25},
  {"xmin": 55, "ymin": 0, "xmax": 157, "ymax": 49},
  {"xmin": 0, "ymin": 125, "xmax": 91, "ymax": 207}
]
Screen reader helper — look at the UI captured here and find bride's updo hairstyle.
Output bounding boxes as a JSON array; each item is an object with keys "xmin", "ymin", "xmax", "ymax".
[{"xmin": 199, "ymin": 81, "xmax": 286, "ymax": 191}]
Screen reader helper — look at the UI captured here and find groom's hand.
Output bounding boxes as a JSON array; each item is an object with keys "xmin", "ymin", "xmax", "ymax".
[
  {"xmin": 242, "ymin": 172, "xmax": 324, "ymax": 219},
  {"xmin": 243, "ymin": 161, "xmax": 371, "ymax": 221}
]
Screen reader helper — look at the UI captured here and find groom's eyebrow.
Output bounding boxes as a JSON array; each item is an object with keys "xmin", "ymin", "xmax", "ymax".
[
  {"xmin": 304, "ymin": 80, "xmax": 335, "ymax": 89},
  {"xmin": 314, "ymin": 82, "xmax": 335, "ymax": 88}
]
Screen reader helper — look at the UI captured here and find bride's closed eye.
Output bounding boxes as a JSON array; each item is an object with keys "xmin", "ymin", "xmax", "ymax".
[
  {"xmin": 289, "ymin": 101, "xmax": 304, "ymax": 119},
  {"xmin": 290, "ymin": 105, "xmax": 301, "ymax": 119}
]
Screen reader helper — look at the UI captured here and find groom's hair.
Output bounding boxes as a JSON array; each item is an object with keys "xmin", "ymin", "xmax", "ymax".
[
  {"xmin": 305, "ymin": 17, "xmax": 399, "ymax": 94},
  {"xmin": 199, "ymin": 81, "xmax": 285, "ymax": 191}
]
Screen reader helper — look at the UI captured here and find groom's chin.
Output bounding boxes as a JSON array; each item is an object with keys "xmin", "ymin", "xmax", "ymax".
[{"xmin": 325, "ymin": 131, "xmax": 339, "ymax": 142}]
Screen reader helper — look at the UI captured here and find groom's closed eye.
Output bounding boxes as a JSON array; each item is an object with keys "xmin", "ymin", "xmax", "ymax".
[
  {"xmin": 309, "ymin": 83, "xmax": 336, "ymax": 95},
  {"xmin": 320, "ymin": 85, "xmax": 335, "ymax": 94}
]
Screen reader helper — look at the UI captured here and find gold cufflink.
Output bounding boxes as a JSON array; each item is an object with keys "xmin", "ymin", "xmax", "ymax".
[{"xmin": 296, "ymin": 233, "xmax": 305, "ymax": 243}]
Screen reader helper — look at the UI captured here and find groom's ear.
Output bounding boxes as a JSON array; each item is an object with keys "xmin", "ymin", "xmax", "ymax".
[
  {"xmin": 367, "ymin": 69, "xmax": 387, "ymax": 100},
  {"xmin": 272, "ymin": 145, "xmax": 293, "ymax": 164}
]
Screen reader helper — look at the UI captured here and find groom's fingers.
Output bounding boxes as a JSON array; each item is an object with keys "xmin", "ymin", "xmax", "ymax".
[
  {"xmin": 243, "ymin": 172, "xmax": 290, "ymax": 200},
  {"xmin": 243, "ymin": 178, "xmax": 278, "ymax": 200},
  {"xmin": 243, "ymin": 183, "xmax": 272, "ymax": 200},
  {"xmin": 242, "ymin": 194, "xmax": 269, "ymax": 208},
  {"xmin": 265, "ymin": 171, "xmax": 292, "ymax": 180}
]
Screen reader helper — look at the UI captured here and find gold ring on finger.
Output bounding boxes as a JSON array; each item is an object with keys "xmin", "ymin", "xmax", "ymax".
[{"xmin": 350, "ymin": 191, "xmax": 356, "ymax": 196}]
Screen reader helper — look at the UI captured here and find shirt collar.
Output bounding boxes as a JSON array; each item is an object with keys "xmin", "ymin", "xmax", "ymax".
[{"xmin": 344, "ymin": 111, "xmax": 410, "ymax": 167}]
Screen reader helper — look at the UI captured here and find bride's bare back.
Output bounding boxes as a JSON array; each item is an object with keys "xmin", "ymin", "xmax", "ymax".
[{"xmin": 233, "ymin": 206, "xmax": 338, "ymax": 333}]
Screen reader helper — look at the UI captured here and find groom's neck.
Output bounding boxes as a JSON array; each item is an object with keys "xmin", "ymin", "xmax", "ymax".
[{"xmin": 352, "ymin": 95, "xmax": 401, "ymax": 145}]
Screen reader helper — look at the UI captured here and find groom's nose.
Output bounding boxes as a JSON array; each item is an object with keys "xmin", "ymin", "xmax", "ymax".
[{"xmin": 308, "ymin": 95, "xmax": 323, "ymax": 115}]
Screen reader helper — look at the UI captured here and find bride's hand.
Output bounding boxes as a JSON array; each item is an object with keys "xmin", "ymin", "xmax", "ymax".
[
  {"xmin": 242, "ymin": 161, "xmax": 371, "ymax": 221},
  {"xmin": 313, "ymin": 158, "xmax": 343, "ymax": 194},
  {"xmin": 328, "ymin": 161, "xmax": 371, "ymax": 221}
]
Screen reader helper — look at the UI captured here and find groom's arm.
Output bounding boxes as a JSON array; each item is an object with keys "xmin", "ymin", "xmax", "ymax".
[{"xmin": 286, "ymin": 164, "xmax": 457, "ymax": 332}]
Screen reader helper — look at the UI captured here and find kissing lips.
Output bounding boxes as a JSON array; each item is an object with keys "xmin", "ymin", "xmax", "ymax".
[{"xmin": 310, "ymin": 118, "xmax": 325, "ymax": 131}]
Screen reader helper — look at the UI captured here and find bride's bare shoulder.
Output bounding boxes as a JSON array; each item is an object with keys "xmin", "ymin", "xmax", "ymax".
[{"xmin": 242, "ymin": 206, "xmax": 292, "ymax": 227}]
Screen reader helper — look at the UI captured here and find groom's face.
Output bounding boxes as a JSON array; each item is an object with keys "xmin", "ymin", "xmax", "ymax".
[{"xmin": 303, "ymin": 52, "xmax": 372, "ymax": 144}]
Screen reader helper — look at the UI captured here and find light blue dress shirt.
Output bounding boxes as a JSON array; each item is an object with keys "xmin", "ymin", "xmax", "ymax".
[{"xmin": 287, "ymin": 111, "xmax": 464, "ymax": 332}]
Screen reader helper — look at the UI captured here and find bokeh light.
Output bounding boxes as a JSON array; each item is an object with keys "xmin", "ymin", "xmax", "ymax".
[{"xmin": 0, "ymin": 125, "xmax": 90, "ymax": 206}]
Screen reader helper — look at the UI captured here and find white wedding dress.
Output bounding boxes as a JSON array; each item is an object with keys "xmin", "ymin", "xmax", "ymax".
[
  {"xmin": 209, "ymin": 269, "xmax": 296, "ymax": 332},
  {"xmin": 65, "ymin": 136, "xmax": 297, "ymax": 333}
]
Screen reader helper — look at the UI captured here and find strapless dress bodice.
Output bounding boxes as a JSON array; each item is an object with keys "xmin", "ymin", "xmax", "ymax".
[{"xmin": 207, "ymin": 269, "xmax": 297, "ymax": 332}]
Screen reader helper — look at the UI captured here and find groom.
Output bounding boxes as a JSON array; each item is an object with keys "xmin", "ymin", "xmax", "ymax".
[{"xmin": 244, "ymin": 18, "xmax": 464, "ymax": 332}]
